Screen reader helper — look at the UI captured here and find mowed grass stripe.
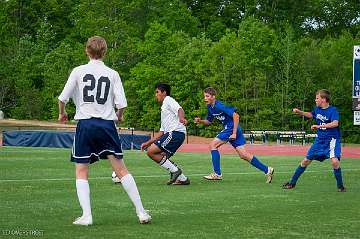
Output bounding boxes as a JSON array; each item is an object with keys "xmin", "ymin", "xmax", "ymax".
[
  {"xmin": 0, "ymin": 147, "xmax": 359, "ymax": 239},
  {"xmin": 0, "ymin": 168, "xmax": 360, "ymax": 182}
]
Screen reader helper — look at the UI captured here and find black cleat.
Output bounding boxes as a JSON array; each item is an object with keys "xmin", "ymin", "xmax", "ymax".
[
  {"xmin": 282, "ymin": 182, "xmax": 296, "ymax": 189},
  {"xmin": 337, "ymin": 186, "xmax": 346, "ymax": 192},
  {"xmin": 172, "ymin": 178, "xmax": 190, "ymax": 185},
  {"xmin": 167, "ymin": 168, "xmax": 182, "ymax": 185}
]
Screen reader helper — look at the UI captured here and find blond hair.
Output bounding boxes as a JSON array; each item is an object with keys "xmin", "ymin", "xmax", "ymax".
[{"xmin": 86, "ymin": 36, "xmax": 107, "ymax": 59}]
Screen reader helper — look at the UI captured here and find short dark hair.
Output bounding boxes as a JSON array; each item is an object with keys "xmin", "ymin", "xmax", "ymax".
[
  {"xmin": 204, "ymin": 87, "xmax": 217, "ymax": 96},
  {"xmin": 155, "ymin": 83, "xmax": 171, "ymax": 96},
  {"xmin": 316, "ymin": 89, "xmax": 330, "ymax": 102}
]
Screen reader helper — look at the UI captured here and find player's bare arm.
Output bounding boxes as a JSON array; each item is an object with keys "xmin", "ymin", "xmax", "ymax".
[
  {"xmin": 58, "ymin": 100, "xmax": 68, "ymax": 123},
  {"xmin": 115, "ymin": 107, "xmax": 125, "ymax": 123},
  {"xmin": 311, "ymin": 120, "xmax": 339, "ymax": 130},
  {"xmin": 230, "ymin": 112, "xmax": 239, "ymax": 140},
  {"xmin": 140, "ymin": 131, "xmax": 165, "ymax": 151},
  {"xmin": 194, "ymin": 117, "xmax": 211, "ymax": 126},
  {"xmin": 293, "ymin": 108, "xmax": 313, "ymax": 118},
  {"xmin": 178, "ymin": 108, "xmax": 187, "ymax": 125}
]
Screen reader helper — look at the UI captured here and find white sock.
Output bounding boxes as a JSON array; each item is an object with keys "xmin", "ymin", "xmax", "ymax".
[
  {"xmin": 75, "ymin": 179, "xmax": 92, "ymax": 217},
  {"xmin": 177, "ymin": 174, "xmax": 187, "ymax": 181},
  {"xmin": 160, "ymin": 159, "xmax": 178, "ymax": 173},
  {"xmin": 120, "ymin": 174, "xmax": 145, "ymax": 214}
]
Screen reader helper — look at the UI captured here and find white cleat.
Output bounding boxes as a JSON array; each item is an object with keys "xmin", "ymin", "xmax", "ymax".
[
  {"xmin": 203, "ymin": 172, "xmax": 223, "ymax": 180},
  {"xmin": 73, "ymin": 215, "xmax": 93, "ymax": 226},
  {"xmin": 137, "ymin": 210, "xmax": 151, "ymax": 224},
  {"xmin": 266, "ymin": 167, "xmax": 274, "ymax": 183}
]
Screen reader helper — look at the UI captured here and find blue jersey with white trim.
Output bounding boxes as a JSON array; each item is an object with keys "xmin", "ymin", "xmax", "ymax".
[
  {"xmin": 206, "ymin": 100, "xmax": 239, "ymax": 130},
  {"xmin": 311, "ymin": 105, "xmax": 340, "ymax": 139}
]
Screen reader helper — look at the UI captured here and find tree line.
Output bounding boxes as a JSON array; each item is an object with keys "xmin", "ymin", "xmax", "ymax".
[{"xmin": 0, "ymin": 0, "xmax": 360, "ymax": 141}]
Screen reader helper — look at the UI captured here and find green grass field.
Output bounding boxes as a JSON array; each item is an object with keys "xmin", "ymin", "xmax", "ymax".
[{"xmin": 0, "ymin": 147, "xmax": 359, "ymax": 239}]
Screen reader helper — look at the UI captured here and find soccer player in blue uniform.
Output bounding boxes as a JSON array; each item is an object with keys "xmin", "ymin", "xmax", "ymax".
[
  {"xmin": 282, "ymin": 89, "xmax": 346, "ymax": 192},
  {"xmin": 194, "ymin": 87, "xmax": 274, "ymax": 182},
  {"xmin": 58, "ymin": 36, "xmax": 151, "ymax": 225}
]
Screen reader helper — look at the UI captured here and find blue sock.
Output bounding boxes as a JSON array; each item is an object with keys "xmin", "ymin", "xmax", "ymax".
[
  {"xmin": 211, "ymin": 150, "xmax": 221, "ymax": 175},
  {"xmin": 250, "ymin": 156, "xmax": 268, "ymax": 174},
  {"xmin": 290, "ymin": 165, "xmax": 306, "ymax": 185},
  {"xmin": 333, "ymin": 168, "xmax": 344, "ymax": 188}
]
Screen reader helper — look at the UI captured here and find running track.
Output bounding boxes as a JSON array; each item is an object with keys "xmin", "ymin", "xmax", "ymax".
[{"xmin": 178, "ymin": 144, "xmax": 360, "ymax": 158}]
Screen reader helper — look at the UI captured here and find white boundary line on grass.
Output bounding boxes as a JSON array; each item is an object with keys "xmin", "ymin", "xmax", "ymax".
[{"xmin": 1, "ymin": 168, "xmax": 360, "ymax": 183}]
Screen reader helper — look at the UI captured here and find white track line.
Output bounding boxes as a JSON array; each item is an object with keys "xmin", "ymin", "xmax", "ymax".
[{"xmin": 0, "ymin": 168, "xmax": 359, "ymax": 183}]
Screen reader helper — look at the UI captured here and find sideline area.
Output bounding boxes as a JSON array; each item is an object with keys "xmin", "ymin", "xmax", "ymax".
[{"xmin": 1, "ymin": 119, "xmax": 360, "ymax": 158}]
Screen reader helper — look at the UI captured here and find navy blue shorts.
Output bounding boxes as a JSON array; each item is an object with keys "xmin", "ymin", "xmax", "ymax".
[
  {"xmin": 154, "ymin": 131, "xmax": 185, "ymax": 158},
  {"xmin": 71, "ymin": 118, "xmax": 123, "ymax": 164},
  {"xmin": 216, "ymin": 127, "xmax": 246, "ymax": 148},
  {"xmin": 306, "ymin": 137, "xmax": 341, "ymax": 161}
]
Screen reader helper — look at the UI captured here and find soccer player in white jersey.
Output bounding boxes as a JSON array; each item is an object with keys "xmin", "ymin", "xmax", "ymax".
[
  {"xmin": 58, "ymin": 36, "xmax": 151, "ymax": 226},
  {"xmin": 140, "ymin": 83, "xmax": 190, "ymax": 185}
]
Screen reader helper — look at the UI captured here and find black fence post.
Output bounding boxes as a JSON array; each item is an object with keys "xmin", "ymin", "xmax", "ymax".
[{"xmin": 131, "ymin": 128, "xmax": 134, "ymax": 150}]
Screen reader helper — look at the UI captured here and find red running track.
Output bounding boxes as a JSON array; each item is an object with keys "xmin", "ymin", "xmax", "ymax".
[{"xmin": 178, "ymin": 144, "xmax": 360, "ymax": 158}]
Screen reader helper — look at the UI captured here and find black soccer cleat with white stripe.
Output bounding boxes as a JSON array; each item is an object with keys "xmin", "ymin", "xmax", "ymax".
[
  {"xmin": 282, "ymin": 182, "xmax": 296, "ymax": 189},
  {"xmin": 172, "ymin": 178, "xmax": 190, "ymax": 185},
  {"xmin": 167, "ymin": 168, "xmax": 182, "ymax": 185}
]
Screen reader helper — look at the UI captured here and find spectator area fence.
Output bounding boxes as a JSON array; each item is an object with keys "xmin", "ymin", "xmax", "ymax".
[{"xmin": 1, "ymin": 124, "xmax": 358, "ymax": 148}]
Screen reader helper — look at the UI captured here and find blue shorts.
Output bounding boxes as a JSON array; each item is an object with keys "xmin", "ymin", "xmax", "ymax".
[
  {"xmin": 306, "ymin": 137, "xmax": 341, "ymax": 161},
  {"xmin": 154, "ymin": 131, "xmax": 185, "ymax": 158},
  {"xmin": 71, "ymin": 118, "xmax": 123, "ymax": 164},
  {"xmin": 216, "ymin": 127, "xmax": 246, "ymax": 148}
]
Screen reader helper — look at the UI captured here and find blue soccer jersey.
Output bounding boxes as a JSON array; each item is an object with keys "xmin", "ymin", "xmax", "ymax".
[
  {"xmin": 206, "ymin": 100, "xmax": 245, "ymax": 147},
  {"xmin": 311, "ymin": 106, "xmax": 340, "ymax": 139},
  {"xmin": 206, "ymin": 100, "xmax": 237, "ymax": 130}
]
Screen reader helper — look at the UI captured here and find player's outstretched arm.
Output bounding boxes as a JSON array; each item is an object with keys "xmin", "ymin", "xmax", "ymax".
[
  {"xmin": 293, "ymin": 108, "xmax": 312, "ymax": 119},
  {"xmin": 194, "ymin": 117, "xmax": 211, "ymax": 126},
  {"xmin": 58, "ymin": 100, "xmax": 68, "ymax": 124}
]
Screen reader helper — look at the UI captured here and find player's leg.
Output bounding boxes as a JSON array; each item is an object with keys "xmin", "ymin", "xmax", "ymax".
[
  {"xmin": 328, "ymin": 138, "xmax": 346, "ymax": 192},
  {"xmin": 282, "ymin": 158, "xmax": 312, "ymax": 189},
  {"xmin": 150, "ymin": 131, "xmax": 188, "ymax": 185},
  {"xmin": 283, "ymin": 139, "xmax": 324, "ymax": 189},
  {"xmin": 145, "ymin": 143, "xmax": 165, "ymax": 162},
  {"xmin": 73, "ymin": 163, "xmax": 93, "ymax": 225},
  {"xmin": 109, "ymin": 155, "xmax": 151, "ymax": 223},
  {"xmin": 71, "ymin": 120, "xmax": 94, "ymax": 225},
  {"xmin": 146, "ymin": 143, "xmax": 183, "ymax": 183},
  {"xmin": 234, "ymin": 146, "xmax": 274, "ymax": 183},
  {"xmin": 203, "ymin": 138, "xmax": 227, "ymax": 180},
  {"xmin": 330, "ymin": 157, "xmax": 346, "ymax": 192}
]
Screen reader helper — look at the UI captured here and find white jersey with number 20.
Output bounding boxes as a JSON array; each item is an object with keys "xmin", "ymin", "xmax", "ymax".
[{"xmin": 58, "ymin": 59, "xmax": 127, "ymax": 120}]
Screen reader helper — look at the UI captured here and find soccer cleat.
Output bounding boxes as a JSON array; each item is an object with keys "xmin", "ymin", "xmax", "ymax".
[
  {"xmin": 137, "ymin": 210, "xmax": 151, "ymax": 224},
  {"xmin": 167, "ymin": 168, "xmax": 182, "ymax": 185},
  {"xmin": 337, "ymin": 186, "xmax": 346, "ymax": 192},
  {"xmin": 282, "ymin": 182, "xmax": 296, "ymax": 189},
  {"xmin": 203, "ymin": 172, "xmax": 223, "ymax": 180},
  {"xmin": 172, "ymin": 178, "xmax": 191, "ymax": 185},
  {"xmin": 73, "ymin": 215, "xmax": 93, "ymax": 226},
  {"xmin": 265, "ymin": 167, "xmax": 274, "ymax": 183}
]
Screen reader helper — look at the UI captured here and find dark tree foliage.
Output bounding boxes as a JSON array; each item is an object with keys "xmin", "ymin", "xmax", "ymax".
[{"xmin": 1, "ymin": 0, "xmax": 359, "ymax": 141}]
